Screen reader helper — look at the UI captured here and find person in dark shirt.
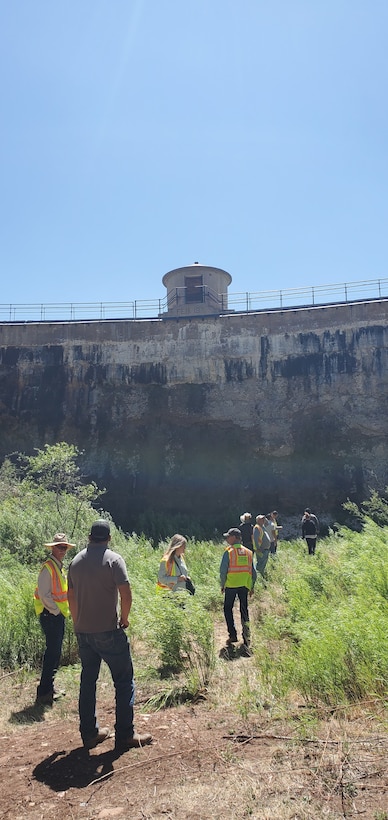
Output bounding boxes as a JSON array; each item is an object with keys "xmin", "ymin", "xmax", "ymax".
[
  {"xmin": 238, "ymin": 513, "xmax": 254, "ymax": 551},
  {"xmin": 303, "ymin": 508, "xmax": 319, "ymax": 533},
  {"xmin": 301, "ymin": 511, "xmax": 318, "ymax": 555},
  {"xmin": 68, "ymin": 519, "xmax": 152, "ymax": 752}
]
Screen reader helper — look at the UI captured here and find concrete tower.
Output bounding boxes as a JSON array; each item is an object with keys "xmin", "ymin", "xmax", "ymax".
[{"xmin": 162, "ymin": 262, "xmax": 232, "ymax": 317}]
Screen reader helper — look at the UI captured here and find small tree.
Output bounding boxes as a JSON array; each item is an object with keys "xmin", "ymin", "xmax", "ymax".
[
  {"xmin": 343, "ymin": 489, "xmax": 388, "ymax": 529},
  {"xmin": 19, "ymin": 442, "xmax": 102, "ymax": 538}
]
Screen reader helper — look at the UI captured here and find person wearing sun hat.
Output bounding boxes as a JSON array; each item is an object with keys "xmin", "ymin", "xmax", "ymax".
[{"xmin": 34, "ymin": 532, "xmax": 75, "ymax": 706}]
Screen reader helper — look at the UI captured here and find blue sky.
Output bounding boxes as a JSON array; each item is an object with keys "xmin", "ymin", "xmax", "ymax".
[{"xmin": 1, "ymin": 1, "xmax": 388, "ymax": 308}]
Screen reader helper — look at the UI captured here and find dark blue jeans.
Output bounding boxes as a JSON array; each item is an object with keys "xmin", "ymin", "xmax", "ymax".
[
  {"xmin": 76, "ymin": 629, "xmax": 135, "ymax": 745},
  {"xmin": 223, "ymin": 587, "xmax": 250, "ymax": 644},
  {"xmin": 37, "ymin": 611, "xmax": 65, "ymax": 697}
]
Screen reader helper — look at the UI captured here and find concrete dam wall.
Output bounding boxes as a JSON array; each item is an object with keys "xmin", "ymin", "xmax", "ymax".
[{"xmin": 0, "ymin": 299, "xmax": 387, "ymax": 534}]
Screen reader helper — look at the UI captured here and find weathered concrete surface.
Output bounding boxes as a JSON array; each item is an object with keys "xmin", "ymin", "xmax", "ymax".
[{"xmin": 0, "ymin": 300, "xmax": 387, "ymax": 534}]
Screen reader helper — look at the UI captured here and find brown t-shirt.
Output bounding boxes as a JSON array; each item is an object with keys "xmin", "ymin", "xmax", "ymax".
[{"xmin": 68, "ymin": 543, "xmax": 129, "ymax": 633}]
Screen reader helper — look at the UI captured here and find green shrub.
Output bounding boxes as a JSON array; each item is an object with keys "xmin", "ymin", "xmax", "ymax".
[{"xmin": 253, "ymin": 523, "xmax": 388, "ymax": 705}]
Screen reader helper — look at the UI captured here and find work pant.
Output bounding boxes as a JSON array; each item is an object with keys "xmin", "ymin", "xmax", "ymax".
[
  {"xmin": 256, "ymin": 547, "xmax": 270, "ymax": 576},
  {"xmin": 37, "ymin": 610, "xmax": 65, "ymax": 697},
  {"xmin": 306, "ymin": 537, "xmax": 317, "ymax": 555},
  {"xmin": 223, "ymin": 586, "xmax": 250, "ymax": 644},
  {"xmin": 76, "ymin": 628, "xmax": 135, "ymax": 745}
]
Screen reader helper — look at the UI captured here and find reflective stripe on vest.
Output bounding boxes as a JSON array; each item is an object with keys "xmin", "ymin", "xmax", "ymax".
[
  {"xmin": 34, "ymin": 558, "xmax": 69, "ymax": 617},
  {"xmin": 225, "ymin": 545, "xmax": 253, "ymax": 589}
]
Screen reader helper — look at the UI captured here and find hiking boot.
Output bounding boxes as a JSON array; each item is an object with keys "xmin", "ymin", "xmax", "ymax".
[
  {"xmin": 243, "ymin": 637, "xmax": 250, "ymax": 648},
  {"xmin": 83, "ymin": 727, "xmax": 110, "ymax": 750},
  {"xmin": 115, "ymin": 732, "xmax": 153, "ymax": 751}
]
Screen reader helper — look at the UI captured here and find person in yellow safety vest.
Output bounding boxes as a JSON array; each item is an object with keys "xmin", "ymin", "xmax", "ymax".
[
  {"xmin": 220, "ymin": 527, "xmax": 256, "ymax": 651},
  {"xmin": 156, "ymin": 534, "xmax": 194, "ymax": 594},
  {"xmin": 34, "ymin": 532, "xmax": 75, "ymax": 706}
]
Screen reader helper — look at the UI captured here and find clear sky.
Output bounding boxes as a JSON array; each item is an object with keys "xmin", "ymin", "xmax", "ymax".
[{"xmin": 1, "ymin": 1, "xmax": 387, "ymax": 308}]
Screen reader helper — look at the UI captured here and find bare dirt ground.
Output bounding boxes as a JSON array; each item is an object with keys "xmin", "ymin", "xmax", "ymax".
[{"xmin": 1, "ymin": 627, "xmax": 387, "ymax": 820}]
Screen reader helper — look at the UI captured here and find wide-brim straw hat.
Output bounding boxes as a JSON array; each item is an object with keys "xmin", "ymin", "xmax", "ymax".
[{"xmin": 44, "ymin": 532, "xmax": 76, "ymax": 549}]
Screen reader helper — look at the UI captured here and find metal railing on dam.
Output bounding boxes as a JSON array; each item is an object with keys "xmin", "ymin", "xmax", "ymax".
[{"xmin": 1, "ymin": 276, "xmax": 387, "ymax": 322}]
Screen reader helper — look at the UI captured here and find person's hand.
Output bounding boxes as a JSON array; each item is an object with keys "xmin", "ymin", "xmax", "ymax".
[
  {"xmin": 249, "ymin": 589, "xmax": 254, "ymax": 598},
  {"xmin": 119, "ymin": 618, "xmax": 129, "ymax": 628},
  {"xmin": 221, "ymin": 587, "xmax": 225, "ymax": 594},
  {"xmin": 178, "ymin": 575, "xmax": 187, "ymax": 582}
]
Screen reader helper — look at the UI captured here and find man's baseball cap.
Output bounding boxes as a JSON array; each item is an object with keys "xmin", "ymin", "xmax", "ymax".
[
  {"xmin": 90, "ymin": 519, "xmax": 111, "ymax": 542},
  {"xmin": 223, "ymin": 527, "xmax": 242, "ymax": 538}
]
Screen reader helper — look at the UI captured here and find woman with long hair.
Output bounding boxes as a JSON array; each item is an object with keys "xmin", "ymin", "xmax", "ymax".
[{"xmin": 156, "ymin": 534, "xmax": 193, "ymax": 593}]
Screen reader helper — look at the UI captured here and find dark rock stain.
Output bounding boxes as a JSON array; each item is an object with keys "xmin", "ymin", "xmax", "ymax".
[{"xmin": 224, "ymin": 359, "xmax": 254, "ymax": 382}]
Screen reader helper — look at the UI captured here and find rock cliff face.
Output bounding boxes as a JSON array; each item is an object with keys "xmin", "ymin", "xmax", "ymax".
[{"xmin": 0, "ymin": 300, "xmax": 387, "ymax": 534}]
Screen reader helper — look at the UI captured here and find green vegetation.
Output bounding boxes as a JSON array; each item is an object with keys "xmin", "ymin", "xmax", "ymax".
[
  {"xmin": 253, "ymin": 520, "xmax": 388, "ymax": 706},
  {"xmin": 344, "ymin": 488, "xmax": 388, "ymax": 528},
  {"xmin": 0, "ymin": 442, "xmax": 387, "ymax": 710},
  {"xmin": 0, "ymin": 442, "xmax": 103, "ymax": 564}
]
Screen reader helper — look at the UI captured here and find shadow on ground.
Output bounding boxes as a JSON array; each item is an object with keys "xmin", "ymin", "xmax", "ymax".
[
  {"xmin": 10, "ymin": 702, "xmax": 48, "ymax": 725},
  {"xmin": 32, "ymin": 746, "xmax": 124, "ymax": 791},
  {"xmin": 219, "ymin": 643, "xmax": 252, "ymax": 661}
]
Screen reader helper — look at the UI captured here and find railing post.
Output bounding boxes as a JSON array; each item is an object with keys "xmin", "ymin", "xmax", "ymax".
[
  {"xmin": 312, "ymin": 287, "xmax": 315, "ymax": 305},
  {"xmin": 378, "ymin": 279, "xmax": 381, "ymax": 298},
  {"xmin": 344, "ymin": 284, "xmax": 348, "ymax": 302},
  {"xmin": 280, "ymin": 290, "xmax": 283, "ymax": 308}
]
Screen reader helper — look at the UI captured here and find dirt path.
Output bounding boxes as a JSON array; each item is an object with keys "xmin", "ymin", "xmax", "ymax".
[{"xmin": 0, "ymin": 619, "xmax": 387, "ymax": 819}]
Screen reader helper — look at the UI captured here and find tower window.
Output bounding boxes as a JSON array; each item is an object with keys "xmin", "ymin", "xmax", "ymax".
[{"xmin": 185, "ymin": 276, "xmax": 204, "ymax": 303}]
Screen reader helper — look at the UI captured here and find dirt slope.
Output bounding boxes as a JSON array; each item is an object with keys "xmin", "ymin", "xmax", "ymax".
[{"xmin": 1, "ymin": 627, "xmax": 387, "ymax": 819}]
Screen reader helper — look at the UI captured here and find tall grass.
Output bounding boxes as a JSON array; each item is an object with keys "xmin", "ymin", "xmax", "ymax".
[
  {"xmin": 116, "ymin": 532, "xmax": 218, "ymax": 689},
  {"xmin": 252, "ymin": 519, "xmax": 388, "ymax": 705},
  {"xmin": 1, "ymin": 515, "xmax": 388, "ymax": 709}
]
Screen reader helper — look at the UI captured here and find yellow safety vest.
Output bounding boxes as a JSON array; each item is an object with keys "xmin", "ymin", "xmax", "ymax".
[
  {"xmin": 253, "ymin": 524, "xmax": 264, "ymax": 554},
  {"xmin": 225, "ymin": 545, "xmax": 253, "ymax": 590},
  {"xmin": 34, "ymin": 558, "xmax": 70, "ymax": 617},
  {"xmin": 156, "ymin": 558, "xmax": 177, "ymax": 592}
]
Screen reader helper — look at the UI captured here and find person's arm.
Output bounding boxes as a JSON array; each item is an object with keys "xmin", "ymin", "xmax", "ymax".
[
  {"xmin": 38, "ymin": 566, "xmax": 61, "ymax": 615},
  {"xmin": 118, "ymin": 581, "xmax": 132, "ymax": 628},
  {"xmin": 220, "ymin": 550, "xmax": 229, "ymax": 592},
  {"xmin": 250, "ymin": 563, "xmax": 257, "ymax": 596},
  {"xmin": 67, "ymin": 586, "xmax": 78, "ymax": 624},
  {"xmin": 176, "ymin": 557, "xmax": 188, "ymax": 582}
]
